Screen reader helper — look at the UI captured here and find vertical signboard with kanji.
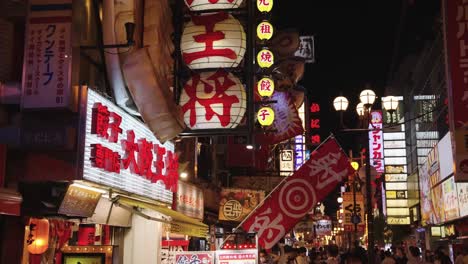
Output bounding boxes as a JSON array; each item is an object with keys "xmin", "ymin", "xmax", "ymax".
[
  {"xmin": 81, "ymin": 89, "xmax": 177, "ymax": 204},
  {"xmin": 342, "ymin": 192, "xmax": 365, "ymax": 233},
  {"xmin": 307, "ymin": 100, "xmax": 321, "ymax": 148},
  {"xmin": 22, "ymin": 0, "xmax": 72, "ymax": 109},
  {"xmin": 443, "ymin": 0, "xmax": 468, "ymax": 181},
  {"xmin": 369, "ymin": 111, "xmax": 384, "ymax": 173}
]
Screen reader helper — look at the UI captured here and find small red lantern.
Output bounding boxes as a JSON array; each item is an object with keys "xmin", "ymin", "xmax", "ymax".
[
  {"xmin": 184, "ymin": 0, "xmax": 244, "ymax": 11},
  {"xmin": 27, "ymin": 218, "xmax": 50, "ymax": 255},
  {"xmin": 181, "ymin": 12, "xmax": 246, "ymax": 70}
]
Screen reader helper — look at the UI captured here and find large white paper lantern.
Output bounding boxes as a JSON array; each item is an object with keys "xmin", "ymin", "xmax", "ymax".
[
  {"xmin": 184, "ymin": 0, "xmax": 244, "ymax": 11},
  {"xmin": 179, "ymin": 70, "xmax": 247, "ymax": 129},
  {"xmin": 181, "ymin": 12, "xmax": 246, "ymax": 70}
]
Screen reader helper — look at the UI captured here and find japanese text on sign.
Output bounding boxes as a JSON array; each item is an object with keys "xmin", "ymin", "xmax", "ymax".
[{"xmin": 90, "ymin": 103, "xmax": 178, "ymax": 192}]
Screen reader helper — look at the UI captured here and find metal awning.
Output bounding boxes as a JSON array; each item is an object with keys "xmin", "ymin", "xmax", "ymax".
[{"xmin": 115, "ymin": 196, "xmax": 208, "ymax": 238}]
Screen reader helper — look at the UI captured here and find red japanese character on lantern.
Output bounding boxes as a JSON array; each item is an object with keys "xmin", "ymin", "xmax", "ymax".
[
  {"xmin": 181, "ymin": 12, "xmax": 246, "ymax": 69},
  {"xmin": 179, "ymin": 69, "xmax": 246, "ymax": 129},
  {"xmin": 184, "ymin": 0, "xmax": 244, "ymax": 11},
  {"xmin": 121, "ymin": 130, "xmax": 140, "ymax": 175}
]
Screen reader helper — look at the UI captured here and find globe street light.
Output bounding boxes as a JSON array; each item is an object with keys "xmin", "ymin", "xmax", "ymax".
[{"xmin": 333, "ymin": 88, "xmax": 398, "ymax": 262}]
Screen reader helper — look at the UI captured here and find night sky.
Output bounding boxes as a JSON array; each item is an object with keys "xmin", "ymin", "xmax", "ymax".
[{"xmin": 271, "ymin": 0, "xmax": 440, "ymax": 217}]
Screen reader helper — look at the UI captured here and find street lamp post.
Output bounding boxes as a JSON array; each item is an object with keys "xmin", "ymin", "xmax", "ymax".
[{"xmin": 333, "ymin": 88, "xmax": 398, "ymax": 263}]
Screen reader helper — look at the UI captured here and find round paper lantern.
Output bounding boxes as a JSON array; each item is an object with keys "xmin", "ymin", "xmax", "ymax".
[
  {"xmin": 181, "ymin": 12, "xmax": 246, "ymax": 70},
  {"xmin": 257, "ymin": 21, "xmax": 274, "ymax": 40},
  {"xmin": 184, "ymin": 0, "xmax": 244, "ymax": 11},
  {"xmin": 257, "ymin": 0, "xmax": 273, "ymax": 12},
  {"xmin": 257, "ymin": 107, "xmax": 275, "ymax": 126},
  {"xmin": 257, "ymin": 49, "xmax": 274, "ymax": 68},
  {"xmin": 257, "ymin": 77, "xmax": 275, "ymax": 97},
  {"xmin": 179, "ymin": 69, "xmax": 246, "ymax": 129},
  {"xmin": 27, "ymin": 218, "xmax": 49, "ymax": 255}
]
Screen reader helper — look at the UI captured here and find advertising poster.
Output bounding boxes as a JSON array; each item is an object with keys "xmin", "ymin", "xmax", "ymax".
[
  {"xmin": 219, "ymin": 188, "xmax": 265, "ymax": 222},
  {"xmin": 430, "ymin": 184, "xmax": 444, "ymax": 224},
  {"xmin": 442, "ymin": 177, "xmax": 459, "ymax": 221},
  {"xmin": 22, "ymin": 0, "xmax": 73, "ymax": 109},
  {"xmin": 419, "ymin": 160, "xmax": 432, "ymax": 225},
  {"xmin": 216, "ymin": 250, "xmax": 257, "ymax": 264},
  {"xmin": 457, "ymin": 182, "xmax": 468, "ymax": 217}
]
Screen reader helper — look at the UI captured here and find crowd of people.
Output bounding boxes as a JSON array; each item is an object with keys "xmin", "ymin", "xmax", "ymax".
[{"xmin": 258, "ymin": 243, "xmax": 467, "ymax": 264}]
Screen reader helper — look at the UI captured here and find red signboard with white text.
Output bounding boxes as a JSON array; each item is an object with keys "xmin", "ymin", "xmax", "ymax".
[
  {"xmin": 443, "ymin": 0, "xmax": 468, "ymax": 181},
  {"xmin": 82, "ymin": 89, "xmax": 177, "ymax": 203},
  {"xmin": 241, "ymin": 136, "xmax": 353, "ymax": 249},
  {"xmin": 21, "ymin": 0, "xmax": 73, "ymax": 109}
]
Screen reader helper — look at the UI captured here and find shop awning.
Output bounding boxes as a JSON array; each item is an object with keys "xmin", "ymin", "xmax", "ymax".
[
  {"xmin": 0, "ymin": 188, "xmax": 22, "ymax": 216},
  {"xmin": 115, "ymin": 196, "xmax": 208, "ymax": 238}
]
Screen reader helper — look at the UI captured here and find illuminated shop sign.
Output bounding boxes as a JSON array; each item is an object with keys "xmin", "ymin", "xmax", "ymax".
[
  {"xmin": 308, "ymin": 101, "xmax": 321, "ymax": 147},
  {"xmin": 369, "ymin": 111, "xmax": 384, "ymax": 173},
  {"xmin": 280, "ymin": 150, "xmax": 294, "ymax": 177},
  {"xmin": 83, "ymin": 89, "xmax": 176, "ymax": 203},
  {"xmin": 294, "ymin": 135, "xmax": 305, "ymax": 170}
]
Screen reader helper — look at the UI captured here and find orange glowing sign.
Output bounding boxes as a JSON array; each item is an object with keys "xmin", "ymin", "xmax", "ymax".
[
  {"xmin": 257, "ymin": 21, "xmax": 274, "ymax": 40},
  {"xmin": 257, "ymin": 77, "xmax": 275, "ymax": 97}
]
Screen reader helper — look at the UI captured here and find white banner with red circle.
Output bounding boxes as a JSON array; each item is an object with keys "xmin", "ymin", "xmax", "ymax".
[{"xmin": 241, "ymin": 136, "xmax": 353, "ymax": 249}]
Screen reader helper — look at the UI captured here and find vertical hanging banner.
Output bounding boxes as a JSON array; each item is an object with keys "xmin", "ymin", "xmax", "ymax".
[
  {"xmin": 369, "ymin": 111, "xmax": 384, "ymax": 173},
  {"xmin": 443, "ymin": 0, "xmax": 468, "ymax": 181},
  {"xmin": 22, "ymin": 0, "xmax": 73, "ymax": 109},
  {"xmin": 241, "ymin": 136, "xmax": 353, "ymax": 249}
]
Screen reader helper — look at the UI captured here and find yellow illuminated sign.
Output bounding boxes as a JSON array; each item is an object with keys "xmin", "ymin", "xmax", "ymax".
[
  {"xmin": 257, "ymin": 77, "xmax": 275, "ymax": 97},
  {"xmin": 386, "ymin": 191, "xmax": 396, "ymax": 199},
  {"xmin": 257, "ymin": 21, "xmax": 274, "ymax": 40},
  {"xmin": 257, "ymin": 49, "xmax": 274, "ymax": 68},
  {"xmin": 257, "ymin": 107, "xmax": 275, "ymax": 126},
  {"xmin": 257, "ymin": 0, "xmax": 273, "ymax": 12}
]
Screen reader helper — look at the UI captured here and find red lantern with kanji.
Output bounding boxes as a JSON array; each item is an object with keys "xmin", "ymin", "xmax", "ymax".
[
  {"xmin": 27, "ymin": 218, "xmax": 50, "ymax": 255},
  {"xmin": 184, "ymin": 0, "xmax": 244, "ymax": 11},
  {"xmin": 181, "ymin": 12, "xmax": 246, "ymax": 70},
  {"xmin": 179, "ymin": 69, "xmax": 246, "ymax": 129}
]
